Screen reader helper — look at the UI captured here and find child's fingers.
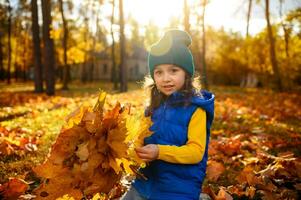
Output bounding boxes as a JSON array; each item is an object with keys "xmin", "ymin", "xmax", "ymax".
[
  {"xmin": 136, "ymin": 152, "xmax": 150, "ymax": 159},
  {"xmin": 137, "ymin": 154, "xmax": 151, "ymax": 162},
  {"xmin": 134, "ymin": 147, "xmax": 143, "ymax": 153},
  {"xmin": 137, "ymin": 151, "xmax": 155, "ymax": 161},
  {"xmin": 135, "ymin": 147, "xmax": 149, "ymax": 154}
]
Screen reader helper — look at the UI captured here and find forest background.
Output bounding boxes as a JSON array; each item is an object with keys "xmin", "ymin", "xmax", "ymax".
[{"xmin": 0, "ymin": 0, "xmax": 301, "ymax": 199}]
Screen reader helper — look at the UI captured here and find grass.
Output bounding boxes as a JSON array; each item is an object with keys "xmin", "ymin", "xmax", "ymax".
[
  {"xmin": 0, "ymin": 80, "xmax": 144, "ymax": 183},
  {"xmin": 0, "ymin": 81, "xmax": 300, "ymax": 198},
  {"xmin": 0, "ymin": 80, "xmax": 142, "ymax": 96}
]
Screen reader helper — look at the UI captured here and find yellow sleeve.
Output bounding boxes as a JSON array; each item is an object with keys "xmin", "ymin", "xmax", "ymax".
[{"xmin": 157, "ymin": 108, "xmax": 207, "ymax": 164}]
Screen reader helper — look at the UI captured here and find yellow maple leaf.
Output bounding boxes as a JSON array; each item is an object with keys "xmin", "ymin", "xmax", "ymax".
[
  {"xmin": 64, "ymin": 104, "xmax": 89, "ymax": 129},
  {"xmin": 125, "ymin": 111, "xmax": 152, "ymax": 166},
  {"xmin": 56, "ymin": 194, "xmax": 75, "ymax": 200},
  {"xmin": 93, "ymin": 91, "xmax": 107, "ymax": 112},
  {"xmin": 92, "ymin": 193, "xmax": 107, "ymax": 200},
  {"xmin": 107, "ymin": 128, "xmax": 128, "ymax": 159},
  {"xmin": 33, "ymin": 161, "xmax": 69, "ymax": 179}
]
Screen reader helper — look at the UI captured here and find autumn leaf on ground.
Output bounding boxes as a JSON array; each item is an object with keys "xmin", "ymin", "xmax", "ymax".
[
  {"xmin": 216, "ymin": 187, "xmax": 233, "ymax": 200},
  {"xmin": 236, "ymin": 165, "xmax": 263, "ymax": 186},
  {"xmin": 0, "ymin": 126, "xmax": 38, "ymax": 156},
  {"xmin": 206, "ymin": 160, "xmax": 225, "ymax": 182},
  {"xmin": 0, "ymin": 178, "xmax": 29, "ymax": 200},
  {"xmin": 2, "ymin": 87, "xmax": 300, "ymax": 200}
]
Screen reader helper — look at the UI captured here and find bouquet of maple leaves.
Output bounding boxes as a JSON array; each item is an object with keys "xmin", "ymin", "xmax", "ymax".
[{"xmin": 33, "ymin": 92, "xmax": 152, "ymax": 200}]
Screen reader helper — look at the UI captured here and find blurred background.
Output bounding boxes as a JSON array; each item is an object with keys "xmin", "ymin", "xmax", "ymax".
[
  {"xmin": 1, "ymin": 1, "xmax": 301, "ymax": 198},
  {"xmin": 0, "ymin": 0, "xmax": 300, "ymax": 95}
]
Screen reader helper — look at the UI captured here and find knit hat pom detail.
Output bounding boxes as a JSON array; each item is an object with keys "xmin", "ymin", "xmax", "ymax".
[
  {"xmin": 164, "ymin": 29, "xmax": 192, "ymax": 47},
  {"xmin": 148, "ymin": 29, "xmax": 195, "ymax": 79}
]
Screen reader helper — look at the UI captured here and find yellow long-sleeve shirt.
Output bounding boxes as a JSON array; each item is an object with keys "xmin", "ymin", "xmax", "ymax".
[{"xmin": 157, "ymin": 108, "xmax": 206, "ymax": 164}]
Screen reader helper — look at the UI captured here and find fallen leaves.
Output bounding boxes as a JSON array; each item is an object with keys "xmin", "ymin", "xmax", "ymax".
[
  {"xmin": 29, "ymin": 91, "xmax": 152, "ymax": 199},
  {"xmin": 0, "ymin": 126, "xmax": 38, "ymax": 156},
  {"xmin": 206, "ymin": 160, "xmax": 225, "ymax": 182},
  {"xmin": 205, "ymin": 90, "xmax": 301, "ymax": 199},
  {"xmin": 0, "ymin": 178, "xmax": 29, "ymax": 200},
  {"xmin": 1, "ymin": 87, "xmax": 301, "ymax": 200}
]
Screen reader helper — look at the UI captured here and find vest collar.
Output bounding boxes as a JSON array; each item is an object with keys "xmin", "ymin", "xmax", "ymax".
[{"xmin": 164, "ymin": 91, "xmax": 186, "ymax": 104}]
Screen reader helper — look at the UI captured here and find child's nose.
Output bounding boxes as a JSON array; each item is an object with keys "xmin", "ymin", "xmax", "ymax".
[{"xmin": 162, "ymin": 73, "xmax": 171, "ymax": 82}]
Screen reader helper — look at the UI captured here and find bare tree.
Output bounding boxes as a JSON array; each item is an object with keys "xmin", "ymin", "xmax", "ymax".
[
  {"xmin": 265, "ymin": 0, "xmax": 282, "ymax": 91},
  {"xmin": 110, "ymin": 0, "xmax": 118, "ymax": 90},
  {"xmin": 58, "ymin": 0, "xmax": 70, "ymax": 90},
  {"xmin": 6, "ymin": 0, "xmax": 11, "ymax": 84},
  {"xmin": 0, "ymin": 4, "xmax": 4, "ymax": 80},
  {"xmin": 183, "ymin": 0, "xmax": 190, "ymax": 33},
  {"xmin": 119, "ymin": 0, "xmax": 127, "ymax": 92},
  {"xmin": 41, "ymin": 0, "xmax": 56, "ymax": 95},
  {"xmin": 200, "ymin": 0, "xmax": 209, "ymax": 90},
  {"xmin": 79, "ymin": 2, "xmax": 89, "ymax": 83},
  {"xmin": 0, "ymin": 30, "xmax": 4, "ymax": 81},
  {"xmin": 246, "ymin": 0, "xmax": 253, "ymax": 38},
  {"xmin": 90, "ymin": 0, "xmax": 104, "ymax": 82},
  {"xmin": 31, "ymin": 0, "xmax": 43, "ymax": 92},
  {"xmin": 279, "ymin": 0, "xmax": 291, "ymax": 58},
  {"xmin": 21, "ymin": 24, "xmax": 30, "ymax": 81},
  {"xmin": 241, "ymin": 0, "xmax": 253, "ymax": 88}
]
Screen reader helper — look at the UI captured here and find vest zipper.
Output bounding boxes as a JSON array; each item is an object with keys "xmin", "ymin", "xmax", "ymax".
[{"xmin": 163, "ymin": 101, "xmax": 167, "ymax": 114}]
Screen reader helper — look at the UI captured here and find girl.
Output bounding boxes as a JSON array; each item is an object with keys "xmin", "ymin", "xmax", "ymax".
[{"xmin": 122, "ymin": 29, "xmax": 214, "ymax": 200}]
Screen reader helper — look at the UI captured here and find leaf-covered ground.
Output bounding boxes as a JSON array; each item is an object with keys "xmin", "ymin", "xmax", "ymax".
[{"xmin": 0, "ymin": 83, "xmax": 300, "ymax": 199}]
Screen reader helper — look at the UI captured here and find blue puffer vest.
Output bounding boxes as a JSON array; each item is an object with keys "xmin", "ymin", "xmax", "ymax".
[{"xmin": 133, "ymin": 91, "xmax": 215, "ymax": 200}]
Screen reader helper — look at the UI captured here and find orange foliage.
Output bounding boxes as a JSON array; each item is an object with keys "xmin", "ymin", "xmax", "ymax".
[
  {"xmin": 31, "ymin": 91, "xmax": 152, "ymax": 199},
  {"xmin": 0, "ymin": 126, "xmax": 38, "ymax": 156},
  {"xmin": 0, "ymin": 178, "xmax": 29, "ymax": 200},
  {"xmin": 206, "ymin": 160, "xmax": 225, "ymax": 182},
  {"xmin": 1, "ymin": 88, "xmax": 301, "ymax": 199}
]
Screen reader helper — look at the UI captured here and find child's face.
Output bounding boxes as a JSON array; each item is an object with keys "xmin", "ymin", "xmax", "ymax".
[{"xmin": 153, "ymin": 64, "xmax": 186, "ymax": 96}]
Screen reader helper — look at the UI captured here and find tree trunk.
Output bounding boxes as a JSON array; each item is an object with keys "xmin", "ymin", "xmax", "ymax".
[
  {"xmin": 119, "ymin": 0, "xmax": 127, "ymax": 92},
  {"xmin": 246, "ymin": 0, "xmax": 252, "ymax": 38},
  {"xmin": 111, "ymin": 0, "xmax": 118, "ymax": 90},
  {"xmin": 14, "ymin": 43, "xmax": 19, "ymax": 80},
  {"xmin": 41, "ymin": 0, "xmax": 55, "ymax": 95},
  {"xmin": 81, "ymin": 15, "xmax": 89, "ymax": 83},
  {"xmin": 0, "ymin": 31, "xmax": 4, "ymax": 80},
  {"xmin": 6, "ymin": 0, "xmax": 12, "ymax": 84},
  {"xmin": 90, "ymin": 6, "xmax": 101, "ymax": 82},
  {"xmin": 31, "ymin": 0, "xmax": 44, "ymax": 92},
  {"xmin": 241, "ymin": 0, "xmax": 253, "ymax": 88},
  {"xmin": 265, "ymin": 0, "xmax": 282, "ymax": 91},
  {"xmin": 200, "ymin": 0, "xmax": 208, "ymax": 90},
  {"xmin": 282, "ymin": 25, "xmax": 290, "ymax": 58},
  {"xmin": 183, "ymin": 0, "xmax": 190, "ymax": 34},
  {"xmin": 279, "ymin": 0, "xmax": 290, "ymax": 58},
  {"xmin": 59, "ymin": 0, "xmax": 69, "ymax": 90},
  {"xmin": 22, "ymin": 38, "xmax": 27, "ymax": 81}
]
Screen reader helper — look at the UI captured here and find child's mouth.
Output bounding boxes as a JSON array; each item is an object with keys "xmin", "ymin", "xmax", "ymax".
[{"xmin": 163, "ymin": 85, "xmax": 174, "ymax": 90}]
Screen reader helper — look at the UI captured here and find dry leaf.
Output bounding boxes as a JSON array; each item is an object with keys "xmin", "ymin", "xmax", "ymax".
[
  {"xmin": 206, "ymin": 160, "xmax": 225, "ymax": 181},
  {"xmin": 0, "ymin": 178, "xmax": 29, "ymax": 200},
  {"xmin": 216, "ymin": 187, "xmax": 233, "ymax": 200}
]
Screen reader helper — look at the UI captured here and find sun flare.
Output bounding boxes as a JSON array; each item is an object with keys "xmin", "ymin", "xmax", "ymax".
[{"xmin": 125, "ymin": 0, "xmax": 185, "ymax": 27}]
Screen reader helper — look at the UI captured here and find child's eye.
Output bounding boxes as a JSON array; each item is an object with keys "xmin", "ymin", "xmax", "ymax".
[
  {"xmin": 154, "ymin": 71, "xmax": 162, "ymax": 75},
  {"xmin": 171, "ymin": 68, "xmax": 179, "ymax": 73}
]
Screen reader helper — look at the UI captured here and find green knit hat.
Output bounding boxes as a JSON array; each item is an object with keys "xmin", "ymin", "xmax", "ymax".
[{"xmin": 148, "ymin": 29, "xmax": 195, "ymax": 79}]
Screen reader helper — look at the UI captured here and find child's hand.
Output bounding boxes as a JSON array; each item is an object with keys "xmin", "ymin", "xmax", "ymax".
[{"xmin": 135, "ymin": 144, "xmax": 159, "ymax": 162}]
